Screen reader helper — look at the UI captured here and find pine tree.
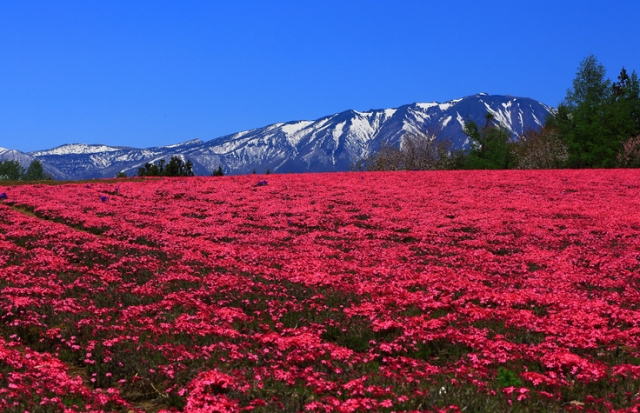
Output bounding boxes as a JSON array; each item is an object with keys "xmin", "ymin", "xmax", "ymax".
[
  {"xmin": 212, "ymin": 166, "xmax": 224, "ymax": 176},
  {"xmin": 23, "ymin": 160, "xmax": 46, "ymax": 181},
  {"xmin": 0, "ymin": 160, "xmax": 25, "ymax": 180},
  {"xmin": 609, "ymin": 68, "xmax": 640, "ymax": 157},
  {"xmin": 550, "ymin": 55, "xmax": 640, "ymax": 167}
]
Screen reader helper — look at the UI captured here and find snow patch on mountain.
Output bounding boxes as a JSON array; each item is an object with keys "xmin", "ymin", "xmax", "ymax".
[
  {"xmin": 416, "ymin": 102, "xmax": 438, "ymax": 111},
  {"xmin": 456, "ymin": 112, "xmax": 466, "ymax": 129},
  {"xmin": 332, "ymin": 121, "xmax": 346, "ymax": 146},
  {"xmin": 282, "ymin": 121, "xmax": 313, "ymax": 146},
  {"xmin": 384, "ymin": 109, "xmax": 397, "ymax": 119},
  {"xmin": 162, "ymin": 139, "xmax": 203, "ymax": 148},
  {"xmin": 281, "ymin": 121, "xmax": 313, "ymax": 136}
]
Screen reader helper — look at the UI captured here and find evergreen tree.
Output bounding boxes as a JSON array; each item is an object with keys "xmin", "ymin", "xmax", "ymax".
[
  {"xmin": 165, "ymin": 156, "xmax": 182, "ymax": 176},
  {"xmin": 157, "ymin": 159, "xmax": 166, "ymax": 175},
  {"xmin": 138, "ymin": 162, "xmax": 159, "ymax": 176},
  {"xmin": 23, "ymin": 160, "xmax": 46, "ymax": 181},
  {"xmin": 0, "ymin": 160, "xmax": 25, "ymax": 180},
  {"xmin": 609, "ymin": 68, "xmax": 640, "ymax": 156},
  {"xmin": 184, "ymin": 160, "xmax": 195, "ymax": 176},
  {"xmin": 212, "ymin": 166, "xmax": 224, "ymax": 176}
]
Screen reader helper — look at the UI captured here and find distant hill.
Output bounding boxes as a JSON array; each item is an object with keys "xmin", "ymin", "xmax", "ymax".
[{"xmin": 2, "ymin": 93, "xmax": 553, "ymax": 180}]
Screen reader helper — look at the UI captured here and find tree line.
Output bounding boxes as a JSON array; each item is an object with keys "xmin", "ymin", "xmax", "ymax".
[
  {"xmin": 136, "ymin": 156, "xmax": 196, "ymax": 177},
  {"xmin": 355, "ymin": 55, "xmax": 640, "ymax": 171},
  {"xmin": 133, "ymin": 156, "xmax": 226, "ymax": 177},
  {"xmin": 0, "ymin": 159, "xmax": 50, "ymax": 181}
]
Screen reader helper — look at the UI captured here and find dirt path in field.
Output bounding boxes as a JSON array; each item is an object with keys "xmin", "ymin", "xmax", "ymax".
[
  {"xmin": 5, "ymin": 203, "xmax": 38, "ymax": 218},
  {"xmin": 5, "ymin": 203, "xmax": 106, "ymax": 239}
]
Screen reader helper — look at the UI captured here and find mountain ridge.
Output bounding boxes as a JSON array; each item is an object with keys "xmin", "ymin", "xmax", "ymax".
[{"xmin": 1, "ymin": 93, "xmax": 553, "ymax": 179}]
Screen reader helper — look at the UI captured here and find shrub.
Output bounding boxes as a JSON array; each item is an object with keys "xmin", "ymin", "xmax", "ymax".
[
  {"xmin": 512, "ymin": 126, "xmax": 569, "ymax": 169},
  {"xmin": 617, "ymin": 135, "xmax": 640, "ymax": 167}
]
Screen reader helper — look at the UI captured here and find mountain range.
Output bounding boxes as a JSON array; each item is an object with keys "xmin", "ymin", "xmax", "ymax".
[{"xmin": 1, "ymin": 93, "xmax": 553, "ymax": 180}]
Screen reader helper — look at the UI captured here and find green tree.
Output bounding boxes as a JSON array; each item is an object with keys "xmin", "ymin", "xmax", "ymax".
[
  {"xmin": 608, "ymin": 68, "xmax": 640, "ymax": 154},
  {"xmin": 165, "ymin": 156, "xmax": 182, "ymax": 176},
  {"xmin": 550, "ymin": 55, "xmax": 640, "ymax": 167},
  {"xmin": 463, "ymin": 112, "xmax": 515, "ymax": 169},
  {"xmin": 0, "ymin": 160, "xmax": 25, "ymax": 180},
  {"xmin": 212, "ymin": 166, "xmax": 224, "ymax": 176},
  {"xmin": 184, "ymin": 160, "xmax": 194, "ymax": 176},
  {"xmin": 558, "ymin": 54, "xmax": 611, "ymax": 167},
  {"xmin": 23, "ymin": 159, "xmax": 46, "ymax": 181},
  {"xmin": 165, "ymin": 156, "xmax": 195, "ymax": 176},
  {"xmin": 138, "ymin": 162, "xmax": 159, "ymax": 176}
]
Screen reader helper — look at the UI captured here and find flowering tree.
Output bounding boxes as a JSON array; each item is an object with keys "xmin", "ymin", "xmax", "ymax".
[
  {"xmin": 512, "ymin": 126, "xmax": 569, "ymax": 169},
  {"xmin": 617, "ymin": 135, "xmax": 640, "ymax": 167},
  {"xmin": 353, "ymin": 129, "xmax": 453, "ymax": 171}
]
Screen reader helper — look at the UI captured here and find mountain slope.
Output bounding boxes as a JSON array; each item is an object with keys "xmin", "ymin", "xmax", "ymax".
[
  {"xmin": 31, "ymin": 139, "xmax": 205, "ymax": 179},
  {"xmin": 0, "ymin": 147, "xmax": 66, "ymax": 179},
  {"xmin": 10, "ymin": 93, "xmax": 552, "ymax": 179}
]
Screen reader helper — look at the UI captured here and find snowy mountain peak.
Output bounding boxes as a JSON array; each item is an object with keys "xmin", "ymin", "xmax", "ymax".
[
  {"xmin": 31, "ymin": 143, "xmax": 122, "ymax": 156},
  {"xmin": 159, "ymin": 139, "xmax": 203, "ymax": 149}
]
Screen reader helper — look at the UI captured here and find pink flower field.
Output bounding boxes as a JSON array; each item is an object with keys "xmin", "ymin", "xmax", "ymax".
[{"xmin": 1, "ymin": 170, "xmax": 640, "ymax": 412}]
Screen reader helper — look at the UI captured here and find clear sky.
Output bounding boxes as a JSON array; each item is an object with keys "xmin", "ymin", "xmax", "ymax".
[{"xmin": 2, "ymin": 1, "xmax": 640, "ymax": 152}]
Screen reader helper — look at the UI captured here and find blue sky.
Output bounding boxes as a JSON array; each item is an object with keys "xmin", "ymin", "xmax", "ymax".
[{"xmin": 2, "ymin": 1, "xmax": 640, "ymax": 152}]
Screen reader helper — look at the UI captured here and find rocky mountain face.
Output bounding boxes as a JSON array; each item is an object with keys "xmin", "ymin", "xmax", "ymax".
[{"xmin": 2, "ymin": 93, "xmax": 553, "ymax": 179}]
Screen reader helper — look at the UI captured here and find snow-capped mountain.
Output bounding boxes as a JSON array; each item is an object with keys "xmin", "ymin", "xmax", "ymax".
[
  {"xmin": 3, "ymin": 93, "xmax": 553, "ymax": 180},
  {"xmin": 31, "ymin": 139, "xmax": 205, "ymax": 179},
  {"xmin": 0, "ymin": 146, "xmax": 66, "ymax": 178},
  {"xmin": 182, "ymin": 93, "xmax": 553, "ymax": 175}
]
